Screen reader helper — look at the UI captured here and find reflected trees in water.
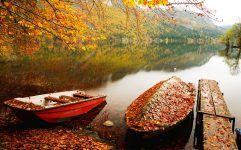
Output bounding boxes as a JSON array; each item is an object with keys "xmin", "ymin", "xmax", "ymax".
[
  {"xmin": 220, "ymin": 48, "xmax": 241, "ymax": 75},
  {"xmin": 0, "ymin": 44, "xmax": 222, "ymax": 98}
]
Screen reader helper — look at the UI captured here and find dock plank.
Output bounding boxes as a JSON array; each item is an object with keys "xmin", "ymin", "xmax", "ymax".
[
  {"xmin": 199, "ymin": 80, "xmax": 215, "ymax": 114},
  {"xmin": 203, "ymin": 115, "xmax": 237, "ymax": 149},
  {"xmin": 199, "ymin": 79, "xmax": 238, "ymax": 150},
  {"xmin": 208, "ymin": 80, "xmax": 232, "ymax": 117}
]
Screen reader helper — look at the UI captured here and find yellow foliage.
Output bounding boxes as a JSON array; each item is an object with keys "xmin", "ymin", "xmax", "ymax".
[
  {"xmin": 3, "ymin": 2, "xmax": 9, "ymax": 7},
  {"xmin": 81, "ymin": 46, "xmax": 86, "ymax": 51},
  {"xmin": 123, "ymin": 0, "xmax": 169, "ymax": 7},
  {"xmin": 123, "ymin": 0, "xmax": 136, "ymax": 6},
  {"xmin": 0, "ymin": 0, "xmax": 101, "ymax": 54}
]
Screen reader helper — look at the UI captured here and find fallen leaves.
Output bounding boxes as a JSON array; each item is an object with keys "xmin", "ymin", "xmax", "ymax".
[
  {"xmin": 0, "ymin": 109, "xmax": 114, "ymax": 150},
  {"xmin": 126, "ymin": 76, "xmax": 195, "ymax": 132},
  {"xmin": 199, "ymin": 79, "xmax": 231, "ymax": 117},
  {"xmin": 1, "ymin": 92, "xmax": 113, "ymax": 149},
  {"xmin": 4, "ymin": 91, "xmax": 96, "ymax": 111},
  {"xmin": 4, "ymin": 99, "xmax": 44, "ymax": 110},
  {"xmin": 203, "ymin": 115, "xmax": 237, "ymax": 149},
  {"xmin": 0, "ymin": 127, "xmax": 113, "ymax": 149},
  {"xmin": 200, "ymin": 79, "xmax": 238, "ymax": 149}
]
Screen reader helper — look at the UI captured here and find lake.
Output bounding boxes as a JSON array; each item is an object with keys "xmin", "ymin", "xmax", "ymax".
[{"xmin": 0, "ymin": 44, "xmax": 240, "ymax": 149}]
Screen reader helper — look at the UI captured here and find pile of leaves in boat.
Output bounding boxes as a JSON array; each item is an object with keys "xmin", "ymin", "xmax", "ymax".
[
  {"xmin": 0, "ymin": 109, "xmax": 114, "ymax": 149},
  {"xmin": 4, "ymin": 99, "xmax": 44, "ymax": 110},
  {"xmin": 126, "ymin": 78, "xmax": 195, "ymax": 132}
]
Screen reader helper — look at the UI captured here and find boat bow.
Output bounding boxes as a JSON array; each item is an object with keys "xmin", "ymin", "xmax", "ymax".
[{"xmin": 125, "ymin": 76, "xmax": 195, "ymax": 132}]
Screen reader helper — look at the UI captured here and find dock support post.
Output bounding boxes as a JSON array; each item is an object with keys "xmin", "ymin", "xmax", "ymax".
[{"xmin": 232, "ymin": 117, "xmax": 235, "ymax": 132}]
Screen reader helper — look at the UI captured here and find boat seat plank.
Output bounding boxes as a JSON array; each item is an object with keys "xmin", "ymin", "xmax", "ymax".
[
  {"xmin": 45, "ymin": 96, "xmax": 69, "ymax": 103},
  {"xmin": 73, "ymin": 93, "xmax": 93, "ymax": 99},
  {"xmin": 59, "ymin": 95, "xmax": 84, "ymax": 102}
]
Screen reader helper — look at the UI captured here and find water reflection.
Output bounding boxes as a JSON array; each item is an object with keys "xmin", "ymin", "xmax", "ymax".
[
  {"xmin": 219, "ymin": 48, "xmax": 241, "ymax": 75},
  {"xmin": 0, "ymin": 44, "xmax": 222, "ymax": 100},
  {"xmin": 1, "ymin": 43, "xmax": 240, "ymax": 149},
  {"xmin": 125, "ymin": 112, "xmax": 194, "ymax": 150}
]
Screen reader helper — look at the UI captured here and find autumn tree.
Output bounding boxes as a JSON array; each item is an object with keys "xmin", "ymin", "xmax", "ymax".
[
  {"xmin": 0, "ymin": 0, "xmax": 104, "ymax": 55},
  {"xmin": 77, "ymin": 0, "xmax": 214, "ymax": 43},
  {"xmin": 232, "ymin": 23, "xmax": 241, "ymax": 47},
  {"xmin": 0, "ymin": 0, "xmax": 215, "ymax": 56},
  {"xmin": 220, "ymin": 23, "xmax": 241, "ymax": 48}
]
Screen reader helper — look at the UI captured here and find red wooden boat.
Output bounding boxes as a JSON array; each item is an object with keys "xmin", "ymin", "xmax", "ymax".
[
  {"xmin": 4, "ymin": 90, "xmax": 106, "ymax": 123},
  {"xmin": 125, "ymin": 76, "xmax": 195, "ymax": 133}
]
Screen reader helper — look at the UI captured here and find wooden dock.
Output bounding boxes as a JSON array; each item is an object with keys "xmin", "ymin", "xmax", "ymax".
[{"xmin": 196, "ymin": 79, "xmax": 238, "ymax": 149}]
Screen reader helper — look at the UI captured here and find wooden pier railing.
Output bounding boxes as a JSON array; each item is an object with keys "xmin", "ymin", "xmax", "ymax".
[{"xmin": 195, "ymin": 79, "xmax": 238, "ymax": 150}]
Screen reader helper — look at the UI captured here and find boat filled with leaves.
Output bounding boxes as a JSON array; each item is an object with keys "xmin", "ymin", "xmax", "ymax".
[
  {"xmin": 125, "ymin": 76, "xmax": 195, "ymax": 133},
  {"xmin": 4, "ymin": 90, "xmax": 106, "ymax": 123}
]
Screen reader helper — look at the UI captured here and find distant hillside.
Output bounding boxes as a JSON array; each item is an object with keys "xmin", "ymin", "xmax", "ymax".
[
  {"xmin": 174, "ymin": 10, "xmax": 217, "ymax": 29},
  {"xmin": 157, "ymin": 10, "xmax": 224, "ymax": 39},
  {"xmin": 79, "ymin": 2, "xmax": 226, "ymax": 43},
  {"xmin": 219, "ymin": 25, "xmax": 232, "ymax": 31}
]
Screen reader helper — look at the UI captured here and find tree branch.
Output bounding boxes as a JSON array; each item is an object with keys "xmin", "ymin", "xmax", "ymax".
[
  {"xmin": 44, "ymin": 0, "xmax": 58, "ymax": 17},
  {"xmin": 1, "ymin": 6, "xmax": 70, "ymax": 47},
  {"xmin": 167, "ymin": 2, "xmax": 203, "ymax": 6},
  {"xmin": 11, "ymin": 2, "xmax": 75, "ymax": 30},
  {"xmin": 0, "ymin": 1, "xmax": 28, "ymax": 33}
]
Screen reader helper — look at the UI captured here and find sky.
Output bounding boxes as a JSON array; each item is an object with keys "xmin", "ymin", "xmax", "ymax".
[{"xmin": 204, "ymin": 0, "xmax": 241, "ymax": 26}]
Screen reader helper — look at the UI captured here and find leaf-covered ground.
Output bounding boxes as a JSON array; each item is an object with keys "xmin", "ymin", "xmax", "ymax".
[{"xmin": 0, "ymin": 106, "xmax": 114, "ymax": 149}]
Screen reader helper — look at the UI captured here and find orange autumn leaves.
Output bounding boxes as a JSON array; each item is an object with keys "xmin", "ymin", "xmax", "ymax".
[
  {"xmin": 0, "ymin": 0, "xmax": 168, "ymax": 55},
  {"xmin": 123, "ymin": 0, "xmax": 169, "ymax": 7},
  {"xmin": 126, "ymin": 77, "xmax": 195, "ymax": 132},
  {"xmin": 0, "ymin": 0, "xmax": 103, "ymax": 54},
  {"xmin": 0, "ymin": 0, "xmax": 170, "ymax": 54}
]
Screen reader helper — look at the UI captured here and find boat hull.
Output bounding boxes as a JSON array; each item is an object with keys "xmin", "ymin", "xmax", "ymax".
[
  {"xmin": 4, "ymin": 91, "xmax": 106, "ymax": 123},
  {"xmin": 34, "ymin": 97, "xmax": 106, "ymax": 123},
  {"xmin": 125, "ymin": 76, "xmax": 195, "ymax": 133},
  {"xmin": 125, "ymin": 111, "xmax": 194, "ymax": 149}
]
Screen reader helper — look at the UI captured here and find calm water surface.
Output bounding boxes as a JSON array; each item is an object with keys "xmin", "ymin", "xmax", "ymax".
[{"xmin": 0, "ymin": 44, "xmax": 240, "ymax": 149}]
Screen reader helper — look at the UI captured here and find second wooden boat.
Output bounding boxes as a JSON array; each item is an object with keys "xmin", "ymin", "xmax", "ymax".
[{"xmin": 125, "ymin": 76, "xmax": 195, "ymax": 133}]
